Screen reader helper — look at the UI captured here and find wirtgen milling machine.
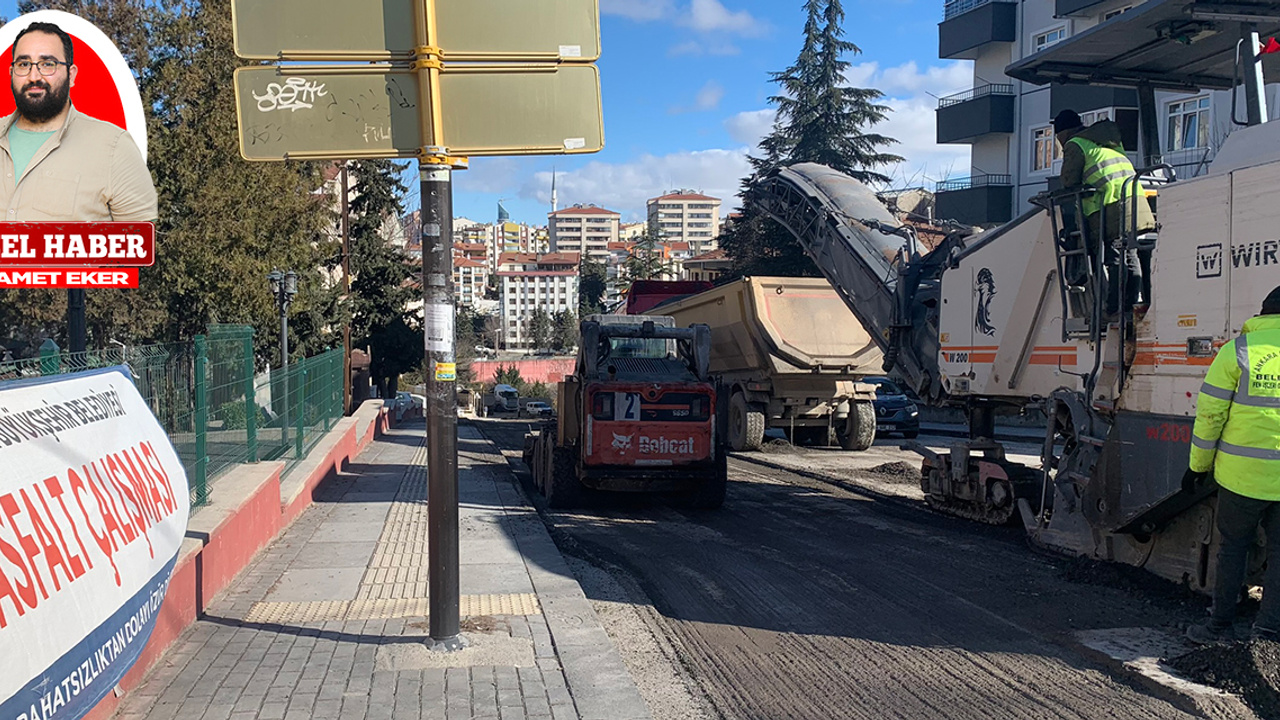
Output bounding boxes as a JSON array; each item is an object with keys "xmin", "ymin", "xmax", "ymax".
[{"xmin": 750, "ymin": 0, "xmax": 1280, "ymax": 590}]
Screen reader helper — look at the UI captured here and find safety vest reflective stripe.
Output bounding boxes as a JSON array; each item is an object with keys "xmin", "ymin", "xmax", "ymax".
[
  {"xmin": 1233, "ymin": 335, "xmax": 1280, "ymax": 406},
  {"xmin": 1199, "ymin": 382, "xmax": 1234, "ymax": 401},
  {"xmin": 1189, "ymin": 316, "xmax": 1280, "ymax": 500},
  {"xmin": 1070, "ymin": 136, "xmax": 1136, "ymax": 216}
]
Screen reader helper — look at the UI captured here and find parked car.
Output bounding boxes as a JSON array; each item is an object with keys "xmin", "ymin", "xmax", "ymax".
[
  {"xmin": 865, "ymin": 376, "xmax": 919, "ymax": 439},
  {"xmin": 394, "ymin": 391, "xmax": 426, "ymax": 419},
  {"xmin": 521, "ymin": 401, "xmax": 552, "ymax": 418}
]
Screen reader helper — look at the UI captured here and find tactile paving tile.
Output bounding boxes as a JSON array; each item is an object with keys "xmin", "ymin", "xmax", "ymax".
[{"xmin": 244, "ymin": 593, "xmax": 541, "ymax": 624}]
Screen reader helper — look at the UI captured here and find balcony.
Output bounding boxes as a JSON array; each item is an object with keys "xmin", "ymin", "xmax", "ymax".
[
  {"xmin": 936, "ymin": 84, "xmax": 1016, "ymax": 143},
  {"xmin": 939, "ymin": 0, "xmax": 1016, "ymax": 60},
  {"xmin": 935, "ymin": 175, "xmax": 1013, "ymax": 226},
  {"xmin": 1055, "ymin": 0, "xmax": 1106, "ymax": 16}
]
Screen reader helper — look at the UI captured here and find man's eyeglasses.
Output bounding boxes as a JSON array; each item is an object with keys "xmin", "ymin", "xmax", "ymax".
[{"xmin": 10, "ymin": 59, "xmax": 69, "ymax": 77}]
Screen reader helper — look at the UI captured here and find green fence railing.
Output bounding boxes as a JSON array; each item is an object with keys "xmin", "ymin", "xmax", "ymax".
[{"xmin": 0, "ymin": 326, "xmax": 346, "ymax": 512}]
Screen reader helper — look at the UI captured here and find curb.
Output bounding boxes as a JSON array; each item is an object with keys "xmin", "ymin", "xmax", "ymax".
[{"xmin": 465, "ymin": 421, "xmax": 653, "ymax": 720}]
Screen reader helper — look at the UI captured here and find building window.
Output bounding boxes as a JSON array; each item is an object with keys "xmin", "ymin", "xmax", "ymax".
[
  {"xmin": 1080, "ymin": 108, "xmax": 1111, "ymax": 125},
  {"xmin": 1033, "ymin": 26, "xmax": 1067, "ymax": 52},
  {"xmin": 1166, "ymin": 96, "xmax": 1210, "ymax": 152},
  {"xmin": 1031, "ymin": 126, "xmax": 1062, "ymax": 172}
]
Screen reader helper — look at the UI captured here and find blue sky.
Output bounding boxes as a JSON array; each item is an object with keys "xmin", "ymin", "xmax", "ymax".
[
  {"xmin": 0, "ymin": 0, "xmax": 973, "ymax": 226},
  {"xmin": 436, "ymin": 0, "xmax": 974, "ymax": 224}
]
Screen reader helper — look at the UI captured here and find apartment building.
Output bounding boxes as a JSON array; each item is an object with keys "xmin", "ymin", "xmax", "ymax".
[
  {"xmin": 453, "ymin": 256, "xmax": 487, "ymax": 309},
  {"xmin": 487, "ymin": 221, "xmax": 539, "ymax": 271},
  {"xmin": 934, "ymin": 0, "xmax": 1280, "ymax": 226},
  {"xmin": 646, "ymin": 192, "xmax": 722, "ymax": 256},
  {"xmin": 497, "ymin": 252, "xmax": 581, "ymax": 350},
  {"xmin": 548, "ymin": 205, "xmax": 620, "ymax": 263}
]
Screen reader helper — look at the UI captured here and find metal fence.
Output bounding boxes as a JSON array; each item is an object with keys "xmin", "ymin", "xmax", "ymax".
[
  {"xmin": 0, "ymin": 326, "xmax": 345, "ymax": 511},
  {"xmin": 942, "ymin": 0, "xmax": 1014, "ymax": 21},
  {"xmin": 935, "ymin": 174, "xmax": 1013, "ymax": 193},
  {"xmin": 937, "ymin": 83, "xmax": 1015, "ymax": 108}
]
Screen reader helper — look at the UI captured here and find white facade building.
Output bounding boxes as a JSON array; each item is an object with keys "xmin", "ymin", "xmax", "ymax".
[
  {"xmin": 497, "ymin": 252, "xmax": 581, "ymax": 350},
  {"xmin": 646, "ymin": 192, "xmax": 722, "ymax": 256},
  {"xmin": 548, "ymin": 205, "xmax": 620, "ymax": 264},
  {"xmin": 935, "ymin": 0, "xmax": 1280, "ymax": 225}
]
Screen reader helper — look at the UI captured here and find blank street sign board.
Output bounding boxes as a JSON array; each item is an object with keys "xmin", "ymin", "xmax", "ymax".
[
  {"xmin": 234, "ymin": 65, "xmax": 603, "ymax": 160},
  {"xmin": 231, "ymin": 0, "xmax": 601, "ymax": 62}
]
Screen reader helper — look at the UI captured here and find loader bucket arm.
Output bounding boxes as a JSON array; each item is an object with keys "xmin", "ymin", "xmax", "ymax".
[{"xmin": 753, "ymin": 163, "xmax": 943, "ymax": 400}]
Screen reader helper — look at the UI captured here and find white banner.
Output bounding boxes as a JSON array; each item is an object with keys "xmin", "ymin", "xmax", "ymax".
[{"xmin": 0, "ymin": 367, "xmax": 189, "ymax": 720}]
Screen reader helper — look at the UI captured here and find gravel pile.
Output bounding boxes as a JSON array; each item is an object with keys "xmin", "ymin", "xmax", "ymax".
[
  {"xmin": 861, "ymin": 461, "xmax": 920, "ymax": 486},
  {"xmin": 1168, "ymin": 638, "xmax": 1280, "ymax": 719},
  {"xmin": 760, "ymin": 438, "xmax": 800, "ymax": 454}
]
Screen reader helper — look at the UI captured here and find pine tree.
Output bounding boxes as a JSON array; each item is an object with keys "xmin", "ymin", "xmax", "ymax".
[
  {"xmin": 347, "ymin": 159, "xmax": 420, "ymax": 395},
  {"xmin": 528, "ymin": 308, "xmax": 552, "ymax": 351},
  {"xmin": 723, "ymin": 0, "xmax": 903, "ymax": 278},
  {"xmin": 551, "ymin": 310, "xmax": 578, "ymax": 352},
  {"xmin": 578, "ymin": 258, "xmax": 608, "ymax": 316},
  {"xmin": 623, "ymin": 229, "xmax": 669, "ymax": 283}
]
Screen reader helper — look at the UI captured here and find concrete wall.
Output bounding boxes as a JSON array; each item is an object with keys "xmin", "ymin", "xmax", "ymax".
[
  {"xmin": 472, "ymin": 358, "xmax": 576, "ymax": 384},
  {"xmin": 83, "ymin": 401, "xmax": 393, "ymax": 720}
]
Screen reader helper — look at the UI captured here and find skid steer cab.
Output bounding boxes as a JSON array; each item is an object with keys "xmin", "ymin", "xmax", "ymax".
[{"xmin": 524, "ymin": 315, "xmax": 728, "ymax": 509}]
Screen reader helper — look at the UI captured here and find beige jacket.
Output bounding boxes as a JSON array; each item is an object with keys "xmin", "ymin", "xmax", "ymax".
[{"xmin": 0, "ymin": 104, "xmax": 157, "ymax": 222}]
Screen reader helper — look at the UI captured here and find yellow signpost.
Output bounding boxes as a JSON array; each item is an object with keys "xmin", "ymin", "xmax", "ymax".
[{"xmin": 231, "ymin": 0, "xmax": 603, "ymax": 650}]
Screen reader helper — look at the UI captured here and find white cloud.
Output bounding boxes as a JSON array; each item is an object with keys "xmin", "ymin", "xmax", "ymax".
[
  {"xmin": 724, "ymin": 109, "xmax": 775, "ymax": 145},
  {"xmin": 724, "ymin": 60, "xmax": 973, "ymax": 187},
  {"xmin": 672, "ymin": 80, "xmax": 726, "ymax": 114},
  {"xmin": 600, "ymin": 0, "xmax": 674, "ymax": 21},
  {"xmin": 520, "ymin": 149, "xmax": 750, "ymax": 221},
  {"xmin": 844, "ymin": 60, "xmax": 973, "ymax": 99},
  {"xmin": 683, "ymin": 0, "xmax": 766, "ymax": 36}
]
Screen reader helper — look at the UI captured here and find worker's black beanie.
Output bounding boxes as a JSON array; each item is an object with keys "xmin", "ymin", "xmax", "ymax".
[
  {"xmin": 1264, "ymin": 286, "xmax": 1280, "ymax": 315},
  {"xmin": 1053, "ymin": 109, "xmax": 1083, "ymax": 135}
]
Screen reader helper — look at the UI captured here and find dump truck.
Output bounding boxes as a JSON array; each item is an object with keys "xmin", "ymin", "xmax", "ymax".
[
  {"xmin": 656, "ymin": 277, "xmax": 881, "ymax": 452},
  {"xmin": 525, "ymin": 315, "xmax": 727, "ymax": 508}
]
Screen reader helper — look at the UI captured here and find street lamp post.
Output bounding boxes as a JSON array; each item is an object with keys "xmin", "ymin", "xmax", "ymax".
[{"xmin": 268, "ymin": 269, "xmax": 299, "ymax": 448}]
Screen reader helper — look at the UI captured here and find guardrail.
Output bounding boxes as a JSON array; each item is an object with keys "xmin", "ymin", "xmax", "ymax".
[
  {"xmin": 935, "ymin": 174, "xmax": 1013, "ymax": 192},
  {"xmin": 938, "ymin": 83, "xmax": 1015, "ymax": 108},
  {"xmin": 943, "ymin": 0, "xmax": 1015, "ymax": 20}
]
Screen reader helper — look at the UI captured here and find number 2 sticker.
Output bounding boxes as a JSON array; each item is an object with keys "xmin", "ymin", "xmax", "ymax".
[{"xmin": 615, "ymin": 392, "xmax": 640, "ymax": 421}]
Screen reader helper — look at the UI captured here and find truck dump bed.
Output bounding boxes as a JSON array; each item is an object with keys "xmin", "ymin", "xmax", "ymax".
[{"xmin": 659, "ymin": 277, "xmax": 883, "ymax": 376}]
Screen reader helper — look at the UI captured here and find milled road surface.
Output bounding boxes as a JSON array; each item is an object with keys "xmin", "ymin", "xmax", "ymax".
[{"xmin": 475, "ymin": 418, "xmax": 1225, "ymax": 720}]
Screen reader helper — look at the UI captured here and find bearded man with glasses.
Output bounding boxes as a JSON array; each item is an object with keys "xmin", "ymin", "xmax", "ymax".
[{"xmin": 0, "ymin": 21, "xmax": 156, "ymax": 222}]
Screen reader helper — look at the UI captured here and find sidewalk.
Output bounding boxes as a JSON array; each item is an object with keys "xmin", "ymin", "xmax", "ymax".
[{"xmin": 111, "ymin": 422, "xmax": 650, "ymax": 720}]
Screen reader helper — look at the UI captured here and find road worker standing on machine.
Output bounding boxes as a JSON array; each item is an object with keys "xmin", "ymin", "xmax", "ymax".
[
  {"xmin": 1186, "ymin": 286, "xmax": 1280, "ymax": 644},
  {"xmin": 1054, "ymin": 109, "xmax": 1155, "ymax": 317}
]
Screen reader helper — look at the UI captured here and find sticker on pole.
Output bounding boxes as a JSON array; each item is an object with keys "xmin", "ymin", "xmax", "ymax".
[
  {"xmin": 423, "ymin": 304, "xmax": 455, "ymax": 354},
  {"xmin": 434, "ymin": 362, "xmax": 457, "ymax": 382},
  {"xmin": 0, "ymin": 367, "xmax": 189, "ymax": 720}
]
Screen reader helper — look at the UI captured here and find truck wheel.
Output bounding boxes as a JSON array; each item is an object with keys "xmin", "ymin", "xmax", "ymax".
[
  {"xmin": 838, "ymin": 401, "xmax": 876, "ymax": 451},
  {"xmin": 546, "ymin": 445, "xmax": 583, "ymax": 509},
  {"xmin": 728, "ymin": 392, "xmax": 765, "ymax": 452},
  {"xmin": 689, "ymin": 450, "xmax": 728, "ymax": 509}
]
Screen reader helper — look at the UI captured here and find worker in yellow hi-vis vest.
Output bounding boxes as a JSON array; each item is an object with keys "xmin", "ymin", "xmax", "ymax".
[
  {"xmin": 1185, "ymin": 286, "xmax": 1280, "ymax": 645},
  {"xmin": 1054, "ymin": 109, "xmax": 1156, "ymax": 317}
]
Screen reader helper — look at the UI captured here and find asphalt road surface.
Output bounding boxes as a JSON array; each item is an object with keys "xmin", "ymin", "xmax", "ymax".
[{"xmin": 474, "ymin": 418, "xmax": 1223, "ymax": 720}]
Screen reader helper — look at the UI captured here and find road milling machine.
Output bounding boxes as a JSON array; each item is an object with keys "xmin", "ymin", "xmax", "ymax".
[
  {"xmin": 748, "ymin": 0, "xmax": 1280, "ymax": 589},
  {"xmin": 525, "ymin": 315, "xmax": 728, "ymax": 509}
]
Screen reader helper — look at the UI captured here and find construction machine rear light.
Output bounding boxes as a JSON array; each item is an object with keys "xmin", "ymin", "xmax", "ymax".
[
  {"xmin": 689, "ymin": 396, "xmax": 711, "ymax": 420},
  {"xmin": 592, "ymin": 392, "xmax": 614, "ymax": 420}
]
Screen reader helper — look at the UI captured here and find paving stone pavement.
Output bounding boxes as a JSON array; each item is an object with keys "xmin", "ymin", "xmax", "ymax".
[{"xmin": 112, "ymin": 422, "xmax": 649, "ymax": 720}]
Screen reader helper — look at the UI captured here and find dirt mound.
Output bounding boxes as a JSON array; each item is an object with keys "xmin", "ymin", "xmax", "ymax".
[
  {"xmin": 760, "ymin": 438, "xmax": 799, "ymax": 454},
  {"xmin": 1168, "ymin": 639, "xmax": 1280, "ymax": 719},
  {"xmin": 861, "ymin": 461, "xmax": 920, "ymax": 486}
]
